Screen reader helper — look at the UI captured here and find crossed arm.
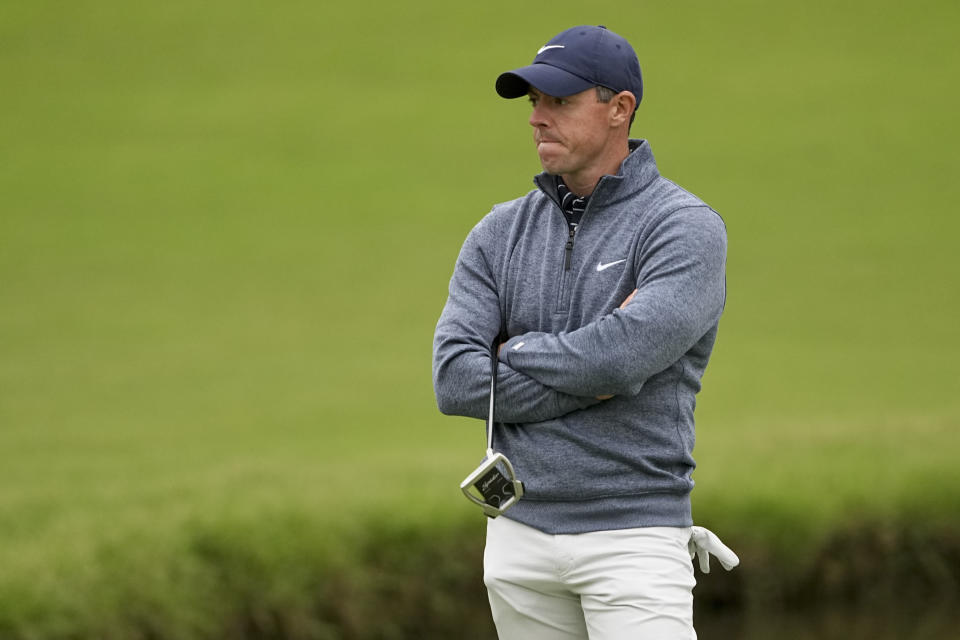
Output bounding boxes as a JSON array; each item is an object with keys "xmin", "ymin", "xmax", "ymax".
[
  {"xmin": 497, "ymin": 212, "xmax": 726, "ymax": 399},
  {"xmin": 495, "ymin": 290, "xmax": 638, "ymax": 401},
  {"xmin": 433, "ymin": 207, "xmax": 726, "ymax": 420}
]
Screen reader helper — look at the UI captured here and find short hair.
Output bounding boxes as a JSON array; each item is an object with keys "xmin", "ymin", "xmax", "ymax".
[{"xmin": 595, "ymin": 86, "xmax": 636, "ymax": 130}]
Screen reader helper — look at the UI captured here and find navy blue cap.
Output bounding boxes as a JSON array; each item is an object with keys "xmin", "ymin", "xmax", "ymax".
[{"xmin": 496, "ymin": 25, "xmax": 643, "ymax": 108}]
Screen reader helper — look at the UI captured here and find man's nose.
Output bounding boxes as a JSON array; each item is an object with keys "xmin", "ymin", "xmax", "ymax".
[{"xmin": 529, "ymin": 104, "xmax": 548, "ymax": 128}]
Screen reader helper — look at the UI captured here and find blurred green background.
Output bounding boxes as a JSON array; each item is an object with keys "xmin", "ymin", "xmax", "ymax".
[{"xmin": 2, "ymin": 0, "xmax": 958, "ymax": 637}]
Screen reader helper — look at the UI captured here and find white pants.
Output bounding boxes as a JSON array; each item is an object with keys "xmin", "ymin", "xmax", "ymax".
[{"xmin": 484, "ymin": 517, "xmax": 697, "ymax": 640}]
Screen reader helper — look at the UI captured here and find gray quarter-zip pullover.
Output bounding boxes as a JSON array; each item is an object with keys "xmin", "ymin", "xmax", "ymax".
[{"xmin": 433, "ymin": 139, "xmax": 727, "ymax": 534}]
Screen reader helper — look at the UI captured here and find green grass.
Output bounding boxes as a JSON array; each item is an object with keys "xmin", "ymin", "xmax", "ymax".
[{"xmin": 2, "ymin": 0, "xmax": 959, "ymax": 636}]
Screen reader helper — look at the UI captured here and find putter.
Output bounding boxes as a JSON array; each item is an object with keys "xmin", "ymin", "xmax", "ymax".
[{"xmin": 460, "ymin": 345, "xmax": 524, "ymax": 518}]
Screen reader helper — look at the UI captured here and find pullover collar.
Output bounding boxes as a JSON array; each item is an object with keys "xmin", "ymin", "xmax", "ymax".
[{"xmin": 534, "ymin": 139, "xmax": 660, "ymax": 212}]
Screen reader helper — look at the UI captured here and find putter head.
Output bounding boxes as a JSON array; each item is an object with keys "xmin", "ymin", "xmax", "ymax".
[{"xmin": 460, "ymin": 452, "xmax": 524, "ymax": 518}]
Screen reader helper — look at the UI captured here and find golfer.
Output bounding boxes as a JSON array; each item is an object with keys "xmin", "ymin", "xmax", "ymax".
[{"xmin": 433, "ymin": 25, "xmax": 735, "ymax": 638}]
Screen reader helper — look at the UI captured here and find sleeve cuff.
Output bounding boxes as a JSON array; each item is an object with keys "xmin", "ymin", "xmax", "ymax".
[{"xmin": 498, "ymin": 335, "xmax": 529, "ymax": 367}]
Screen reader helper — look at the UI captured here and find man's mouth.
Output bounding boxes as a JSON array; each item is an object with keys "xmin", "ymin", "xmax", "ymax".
[{"xmin": 534, "ymin": 130, "xmax": 560, "ymax": 146}]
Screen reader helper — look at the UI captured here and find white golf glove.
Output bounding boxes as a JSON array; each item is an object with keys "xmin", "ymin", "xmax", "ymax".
[{"xmin": 688, "ymin": 526, "xmax": 740, "ymax": 573}]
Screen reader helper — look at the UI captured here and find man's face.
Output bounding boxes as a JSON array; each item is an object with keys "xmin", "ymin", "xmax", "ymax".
[{"xmin": 527, "ymin": 86, "xmax": 617, "ymax": 179}]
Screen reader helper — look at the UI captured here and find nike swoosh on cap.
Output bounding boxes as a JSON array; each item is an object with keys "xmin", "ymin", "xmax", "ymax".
[
  {"xmin": 596, "ymin": 259, "xmax": 627, "ymax": 272},
  {"xmin": 537, "ymin": 45, "xmax": 565, "ymax": 55}
]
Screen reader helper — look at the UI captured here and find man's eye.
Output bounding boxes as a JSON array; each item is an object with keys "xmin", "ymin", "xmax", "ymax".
[{"xmin": 554, "ymin": 98, "xmax": 568, "ymax": 106}]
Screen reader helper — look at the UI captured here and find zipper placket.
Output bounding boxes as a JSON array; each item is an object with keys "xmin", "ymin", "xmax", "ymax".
[
  {"xmin": 547, "ymin": 191, "xmax": 572, "ymax": 313},
  {"xmin": 557, "ymin": 199, "xmax": 591, "ymax": 313},
  {"xmin": 535, "ymin": 172, "xmax": 610, "ymax": 316}
]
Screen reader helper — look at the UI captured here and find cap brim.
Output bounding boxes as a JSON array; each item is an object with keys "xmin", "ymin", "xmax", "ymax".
[{"xmin": 496, "ymin": 64, "xmax": 595, "ymax": 99}]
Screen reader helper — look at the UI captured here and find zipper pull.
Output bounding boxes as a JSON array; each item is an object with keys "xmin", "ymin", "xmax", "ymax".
[{"xmin": 564, "ymin": 227, "xmax": 575, "ymax": 271}]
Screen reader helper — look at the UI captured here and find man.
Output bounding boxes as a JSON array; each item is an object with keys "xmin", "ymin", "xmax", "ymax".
[{"xmin": 433, "ymin": 25, "xmax": 736, "ymax": 638}]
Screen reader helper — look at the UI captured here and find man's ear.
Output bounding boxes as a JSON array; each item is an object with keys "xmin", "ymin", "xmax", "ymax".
[{"xmin": 610, "ymin": 90, "xmax": 636, "ymax": 128}]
